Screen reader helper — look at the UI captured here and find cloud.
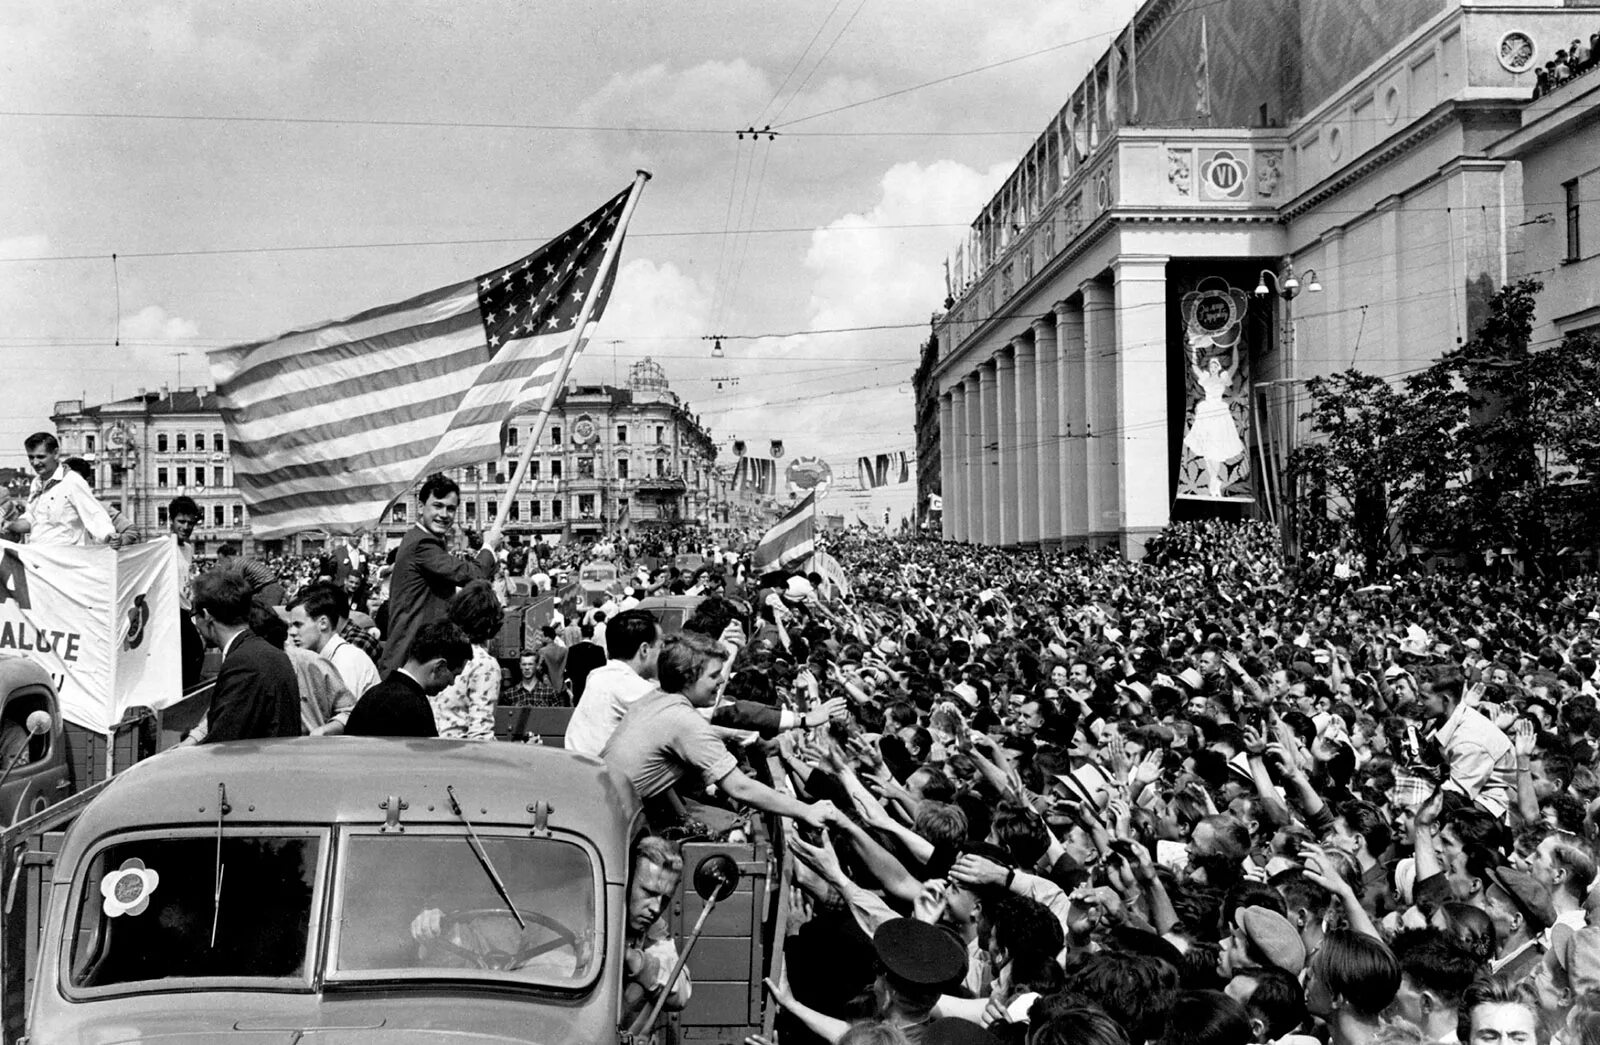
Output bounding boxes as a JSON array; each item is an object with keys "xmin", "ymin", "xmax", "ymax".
[
  {"xmin": 119, "ymin": 304, "xmax": 202, "ymax": 343},
  {"xmin": 0, "ymin": 234, "xmax": 50, "ymax": 261},
  {"xmin": 804, "ymin": 158, "xmax": 1008, "ymax": 332}
]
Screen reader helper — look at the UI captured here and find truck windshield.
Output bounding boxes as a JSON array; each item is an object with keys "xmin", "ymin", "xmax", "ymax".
[
  {"xmin": 69, "ymin": 831, "xmax": 324, "ymax": 992},
  {"xmin": 328, "ymin": 831, "xmax": 599, "ymax": 989}
]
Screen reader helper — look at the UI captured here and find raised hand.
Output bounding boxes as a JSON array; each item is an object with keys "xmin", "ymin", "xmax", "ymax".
[
  {"xmin": 1513, "ymin": 718, "xmax": 1537, "ymax": 759},
  {"xmin": 914, "ymin": 878, "xmax": 951, "ymax": 924},
  {"xmin": 1130, "ymin": 750, "xmax": 1164, "ymax": 787}
]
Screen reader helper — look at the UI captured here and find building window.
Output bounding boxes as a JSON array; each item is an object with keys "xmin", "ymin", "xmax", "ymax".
[
  {"xmin": 214, "ymin": 466, "xmax": 225, "ymax": 487},
  {"xmin": 214, "ymin": 433, "xmax": 225, "ymax": 452},
  {"xmin": 195, "ymin": 432, "xmax": 205, "ymax": 451},
  {"xmin": 232, "ymin": 504, "xmax": 243, "ymax": 526},
  {"xmin": 508, "ymin": 427, "xmax": 518, "ymax": 446},
  {"xmin": 487, "ymin": 502, "xmax": 497, "ymax": 521},
  {"xmin": 157, "ymin": 433, "xmax": 168, "ymax": 453},
  {"xmin": 157, "ymin": 467, "xmax": 169, "ymax": 488},
  {"xmin": 157, "ymin": 506, "xmax": 169, "ymax": 527},
  {"xmin": 619, "ymin": 497, "xmax": 629, "ymax": 519},
  {"xmin": 176, "ymin": 433, "xmax": 186, "ymax": 453},
  {"xmin": 392, "ymin": 503, "xmax": 407, "ymax": 523},
  {"xmin": 552, "ymin": 499, "xmax": 563, "ymax": 520},
  {"xmin": 655, "ymin": 426, "xmax": 664, "ymax": 444},
  {"xmin": 577, "ymin": 457, "xmax": 594, "ymax": 479},
  {"xmin": 550, "ymin": 426, "xmax": 561, "ymax": 445},
  {"xmin": 509, "ymin": 501, "xmax": 520, "ymax": 522},
  {"xmin": 617, "ymin": 425, "xmax": 627, "ymax": 443},
  {"xmin": 551, "ymin": 460, "xmax": 562, "ymax": 480},
  {"xmin": 531, "ymin": 500, "xmax": 542, "ymax": 520},
  {"xmin": 578, "ymin": 494, "xmax": 595, "ymax": 517},
  {"xmin": 86, "ymin": 434, "xmax": 95, "ymax": 452},
  {"xmin": 465, "ymin": 501, "xmax": 477, "ymax": 522},
  {"xmin": 656, "ymin": 458, "xmax": 667, "ymax": 477},
  {"xmin": 617, "ymin": 458, "xmax": 629, "ymax": 480},
  {"xmin": 213, "ymin": 505, "xmax": 225, "ymax": 527},
  {"xmin": 529, "ymin": 460, "xmax": 540, "ymax": 480},
  {"xmin": 176, "ymin": 466, "xmax": 187, "ymax": 487},
  {"xmin": 1567, "ymin": 179, "xmax": 1582, "ymax": 261}
]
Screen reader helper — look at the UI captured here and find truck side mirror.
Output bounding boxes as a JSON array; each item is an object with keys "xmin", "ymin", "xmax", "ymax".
[{"xmin": 692, "ymin": 853, "xmax": 739, "ymax": 902}]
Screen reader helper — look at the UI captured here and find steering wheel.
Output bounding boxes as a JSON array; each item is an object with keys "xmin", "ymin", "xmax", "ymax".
[{"xmin": 427, "ymin": 907, "xmax": 589, "ymax": 973}]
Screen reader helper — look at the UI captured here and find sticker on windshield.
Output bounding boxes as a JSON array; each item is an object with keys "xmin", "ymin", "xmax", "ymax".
[{"xmin": 100, "ymin": 858, "xmax": 160, "ymax": 917}]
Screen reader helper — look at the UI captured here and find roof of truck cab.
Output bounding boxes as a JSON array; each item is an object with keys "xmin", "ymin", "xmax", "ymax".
[{"xmin": 60, "ymin": 738, "xmax": 643, "ymax": 882}]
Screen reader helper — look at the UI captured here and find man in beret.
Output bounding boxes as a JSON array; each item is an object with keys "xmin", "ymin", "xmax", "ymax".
[{"xmin": 1221, "ymin": 905, "xmax": 1307, "ymax": 988}]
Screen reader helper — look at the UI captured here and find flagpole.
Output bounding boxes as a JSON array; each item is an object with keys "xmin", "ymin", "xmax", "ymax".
[{"xmin": 488, "ymin": 170, "xmax": 651, "ymax": 544}]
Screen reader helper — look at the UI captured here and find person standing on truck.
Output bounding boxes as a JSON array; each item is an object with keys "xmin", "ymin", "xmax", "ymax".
[
  {"xmin": 380, "ymin": 473, "xmax": 498, "ymax": 676},
  {"xmin": 564, "ymin": 609, "xmax": 661, "ymax": 757},
  {"xmin": 6, "ymin": 432, "xmax": 116, "ymax": 546},
  {"xmin": 183, "ymin": 569, "xmax": 301, "ymax": 744},
  {"xmin": 601, "ymin": 631, "xmax": 837, "ymax": 831},
  {"xmin": 169, "ymin": 495, "xmax": 205, "ymax": 688},
  {"xmin": 286, "ymin": 584, "xmax": 381, "ymax": 701}
]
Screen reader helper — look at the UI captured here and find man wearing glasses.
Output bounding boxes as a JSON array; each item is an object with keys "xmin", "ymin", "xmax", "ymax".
[{"xmin": 6, "ymin": 433, "xmax": 116, "ymax": 547}]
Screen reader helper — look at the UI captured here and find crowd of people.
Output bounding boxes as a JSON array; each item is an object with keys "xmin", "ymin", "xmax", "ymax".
[
  {"xmin": 1532, "ymin": 29, "xmax": 1600, "ymax": 99},
  {"xmin": 19, "ymin": 425, "xmax": 1600, "ymax": 1044}
]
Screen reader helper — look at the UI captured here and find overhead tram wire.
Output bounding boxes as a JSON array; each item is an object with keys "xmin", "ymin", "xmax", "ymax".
[
  {"xmin": 768, "ymin": 0, "xmax": 870, "ymax": 126},
  {"xmin": 754, "ymin": 0, "xmax": 848, "ymax": 129}
]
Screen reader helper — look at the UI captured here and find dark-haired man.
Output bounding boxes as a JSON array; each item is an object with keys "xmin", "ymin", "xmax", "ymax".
[
  {"xmin": 565, "ymin": 609, "xmax": 662, "ymax": 757},
  {"xmin": 287, "ymin": 584, "xmax": 380, "ymax": 703},
  {"xmin": 1387, "ymin": 928, "xmax": 1478, "ymax": 1045},
  {"xmin": 10, "ymin": 433, "xmax": 116, "ymax": 546},
  {"xmin": 346, "ymin": 621, "xmax": 473, "ymax": 738},
  {"xmin": 184, "ymin": 569, "xmax": 301, "ymax": 744},
  {"xmin": 381, "ymin": 474, "xmax": 498, "ymax": 675}
]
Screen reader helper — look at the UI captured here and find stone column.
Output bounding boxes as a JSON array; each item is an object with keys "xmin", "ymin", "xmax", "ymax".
[
  {"xmin": 1112, "ymin": 255, "xmax": 1173, "ymax": 559},
  {"xmin": 1079, "ymin": 280, "xmax": 1115, "ymax": 545},
  {"xmin": 964, "ymin": 373, "xmax": 983, "ymax": 544},
  {"xmin": 939, "ymin": 391, "xmax": 956, "ymax": 541},
  {"xmin": 1032, "ymin": 315, "xmax": 1061, "ymax": 547},
  {"xmin": 1012, "ymin": 333, "xmax": 1040, "ymax": 547},
  {"xmin": 948, "ymin": 384, "xmax": 968, "ymax": 542},
  {"xmin": 995, "ymin": 346, "xmax": 1018, "ymax": 547},
  {"xmin": 1055, "ymin": 299, "xmax": 1086, "ymax": 543},
  {"xmin": 977, "ymin": 364, "xmax": 999, "ymax": 546}
]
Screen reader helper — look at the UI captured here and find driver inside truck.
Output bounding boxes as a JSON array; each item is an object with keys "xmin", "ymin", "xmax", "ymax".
[{"xmin": 407, "ymin": 833, "xmax": 690, "ymax": 1016}]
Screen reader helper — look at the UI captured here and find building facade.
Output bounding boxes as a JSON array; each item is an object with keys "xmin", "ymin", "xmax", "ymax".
[
  {"xmin": 52, "ymin": 388, "xmax": 250, "ymax": 556},
  {"xmin": 51, "ymin": 359, "xmax": 721, "ymax": 554},
  {"xmin": 912, "ymin": 326, "xmax": 943, "ymax": 528},
  {"xmin": 927, "ymin": 0, "xmax": 1597, "ymax": 557}
]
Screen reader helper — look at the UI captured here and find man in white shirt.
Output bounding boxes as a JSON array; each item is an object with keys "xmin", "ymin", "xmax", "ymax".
[
  {"xmin": 286, "ymin": 583, "xmax": 381, "ymax": 709},
  {"xmin": 8, "ymin": 433, "xmax": 115, "ymax": 547},
  {"xmin": 565, "ymin": 609, "xmax": 662, "ymax": 757}
]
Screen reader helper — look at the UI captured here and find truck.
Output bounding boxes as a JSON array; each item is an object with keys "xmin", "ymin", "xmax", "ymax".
[{"xmin": 1, "ymin": 681, "xmax": 791, "ymax": 1044}]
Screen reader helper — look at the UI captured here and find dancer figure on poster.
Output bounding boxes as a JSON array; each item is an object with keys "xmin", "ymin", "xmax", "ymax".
[{"xmin": 1184, "ymin": 343, "xmax": 1244, "ymax": 497}]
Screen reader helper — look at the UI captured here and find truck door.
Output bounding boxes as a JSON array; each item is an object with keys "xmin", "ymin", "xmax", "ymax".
[{"xmin": 0, "ymin": 660, "xmax": 70, "ymax": 828}]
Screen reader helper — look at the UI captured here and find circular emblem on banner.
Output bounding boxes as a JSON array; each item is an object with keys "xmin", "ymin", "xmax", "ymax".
[
  {"xmin": 786, "ymin": 457, "xmax": 832, "ymax": 497},
  {"xmin": 1180, "ymin": 277, "xmax": 1251, "ymax": 351},
  {"xmin": 571, "ymin": 416, "xmax": 597, "ymax": 444},
  {"xmin": 1202, "ymin": 150, "xmax": 1247, "ymax": 198}
]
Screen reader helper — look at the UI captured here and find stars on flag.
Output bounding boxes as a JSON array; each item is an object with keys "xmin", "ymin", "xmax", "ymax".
[{"xmin": 472, "ymin": 188, "xmax": 630, "ymax": 357}]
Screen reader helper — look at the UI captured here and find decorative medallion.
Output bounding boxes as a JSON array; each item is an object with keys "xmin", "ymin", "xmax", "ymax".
[
  {"xmin": 1094, "ymin": 171, "xmax": 1112, "ymax": 213},
  {"xmin": 1327, "ymin": 126, "xmax": 1344, "ymax": 163},
  {"xmin": 571, "ymin": 416, "xmax": 598, "ymax": 444},
  {"xmin": 100, "ymin": 858, "xmax": 160, "ymax": 918},
  {"xmin": 1382, "ymin": 85, "xmax": 1402, "ymax": 125},
  {"xmin": 1499, "ymin": 31, "xmax": 1536, "ymax": 73},
  {"xmin": 1200, "ymin": 149, "xmax": 1249, "ymax": 200},
  {"xmin": 786, "ymin": 457, "xmax": 833, "ymax": 497}
]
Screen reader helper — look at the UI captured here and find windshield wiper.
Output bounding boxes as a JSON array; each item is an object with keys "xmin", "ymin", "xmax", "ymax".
[
  {"xmin": 211, "ymin": 782, "xmax": 229, "ymax": 947},
  {"xmin": 446, "ymin": 785, "xmax": 526, "ymax": 931}
]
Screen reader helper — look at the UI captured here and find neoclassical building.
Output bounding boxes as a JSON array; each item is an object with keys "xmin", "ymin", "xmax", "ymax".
[{"xmin": 930, "ymin": 0, "xmax": 1598, "ymax": 556}]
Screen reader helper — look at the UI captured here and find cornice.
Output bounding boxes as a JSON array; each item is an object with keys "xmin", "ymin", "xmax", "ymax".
[{"xmin": 1279, "ymin": 104, "xmax": 1460, "ymax": 220}]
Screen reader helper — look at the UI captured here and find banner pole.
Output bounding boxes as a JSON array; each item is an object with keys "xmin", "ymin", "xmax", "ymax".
[{"xmin": 489, "ymin": 170, "xmax": 652, "ymax": 544}]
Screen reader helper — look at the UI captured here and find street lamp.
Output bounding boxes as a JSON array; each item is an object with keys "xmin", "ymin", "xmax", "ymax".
[{"xmin": 1254, "ymin": 261, "xmax": 1322, "ymax": 569}]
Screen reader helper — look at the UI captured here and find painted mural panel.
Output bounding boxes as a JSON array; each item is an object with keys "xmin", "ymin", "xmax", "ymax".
[{"xmin": 1176, "ymin": 278, "xmax": 1254, "ymax": 502}]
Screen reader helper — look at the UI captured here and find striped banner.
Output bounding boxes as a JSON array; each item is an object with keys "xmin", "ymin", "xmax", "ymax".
[
  {"xmin": 209, "ymin": 184, "xmax": 637, "ymax": 537},
  {"xmin": 753, "ymin": 492, "xmax": 816, "ymax": 573}
]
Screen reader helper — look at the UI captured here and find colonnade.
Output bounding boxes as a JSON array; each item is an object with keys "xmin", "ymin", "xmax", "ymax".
[{"xmin": 939, "ymin": 256, "xmax": 1172, "ymax": 556}]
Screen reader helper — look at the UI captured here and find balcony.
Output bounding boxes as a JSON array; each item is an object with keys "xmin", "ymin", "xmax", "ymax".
[{"xmin": 632, "ymin": 476, "xmax": 687, "ymax": 494}]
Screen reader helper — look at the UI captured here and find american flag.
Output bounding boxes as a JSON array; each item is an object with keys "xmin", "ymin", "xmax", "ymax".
[{"xmin": 210, "ymin": 185, "xmax": 635, "ymax": 538}]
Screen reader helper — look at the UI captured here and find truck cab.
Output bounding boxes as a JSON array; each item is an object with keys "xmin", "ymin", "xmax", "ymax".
[
  {"xmin": 25, "ymin": 738, "xmax": 647, "ymax": 1043},
  {"xmin": 0, "ymin": 657, "xmax": 70, "ymax": 827}
]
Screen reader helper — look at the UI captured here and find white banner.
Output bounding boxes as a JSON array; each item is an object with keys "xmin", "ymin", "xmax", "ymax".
[{"xmin": 0, "ymin": 538, "xmax": 183, "ymax": 733}]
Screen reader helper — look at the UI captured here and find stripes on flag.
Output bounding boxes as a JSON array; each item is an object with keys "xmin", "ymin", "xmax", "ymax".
[
  {"xmin": 753, "ymin": 492, "xmax": 816, "ymax": 573},
  {"xmin": 211, "ymin": 185, "xmax": 634, "ymax": 537}
]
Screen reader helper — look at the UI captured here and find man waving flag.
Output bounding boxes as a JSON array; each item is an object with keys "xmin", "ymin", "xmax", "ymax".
[{"xmin": 210, "ymin": 174, "xmax": 648, "ymax": 538}]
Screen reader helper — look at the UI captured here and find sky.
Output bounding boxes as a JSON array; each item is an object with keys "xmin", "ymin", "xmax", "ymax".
[{"xmin": 0, "ymin": 0, "xmax": 1137, "ymax": 525}]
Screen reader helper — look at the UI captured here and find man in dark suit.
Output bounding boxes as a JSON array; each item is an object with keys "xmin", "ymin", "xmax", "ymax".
[
  {"xmin": 380, "ymin": 474, "xmax": 498, "ymax": 675},
  {"xmin": 187, "ymin": 569, "xmax": 301, "ymax": 744},
  {"xmin": 346, "ymin": 621, "xmax": 473, "ymax": 738}
]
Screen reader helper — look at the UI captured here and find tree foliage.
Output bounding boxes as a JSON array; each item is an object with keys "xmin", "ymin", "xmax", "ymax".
[{"xmin": 1292, "ymin": 278, "xmax": 1600, "ymax": 568}]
